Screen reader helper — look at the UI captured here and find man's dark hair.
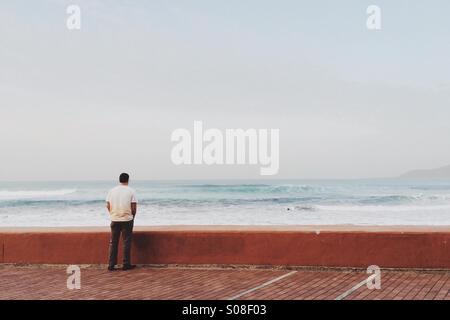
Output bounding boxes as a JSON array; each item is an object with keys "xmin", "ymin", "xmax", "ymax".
[{"xmin": 119, "ymin": 173, "xmax": 130, "ymax": 183}]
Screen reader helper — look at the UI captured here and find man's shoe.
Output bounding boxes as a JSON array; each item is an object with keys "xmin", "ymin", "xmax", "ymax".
[
  {"xmin": 108, "ymin": 266, "xmax": 117, "ymax": 271},
  {"xmin": 122, "ymin": 264, "xmax": 136, "ymax": 271}
]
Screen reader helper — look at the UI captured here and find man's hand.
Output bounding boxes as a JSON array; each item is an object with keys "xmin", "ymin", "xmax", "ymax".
[
  {"xmin": 131, "ymin": 202, "xmax": 137, "ymax": 217},
  {"xmin": 106, "ymin": 202, "xmax": 111, "ymax": 213}
]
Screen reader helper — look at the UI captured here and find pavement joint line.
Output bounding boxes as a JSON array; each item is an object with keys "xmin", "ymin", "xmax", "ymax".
[
  {"xmin": 334, "ymin": 274, "xmax": 377, "ymax": 300},
  {"xmin": 227, "ymin": 271, "xmax": 297, "ymax": 300},
  {"xmin": 2, "ymin": 264, "xmax": 450, "ymax": 273}
]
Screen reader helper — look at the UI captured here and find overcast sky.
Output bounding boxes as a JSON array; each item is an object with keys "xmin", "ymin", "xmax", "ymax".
[{"xmin": 1, "ymin": 0, "xmax": 450, "ymax": 180}]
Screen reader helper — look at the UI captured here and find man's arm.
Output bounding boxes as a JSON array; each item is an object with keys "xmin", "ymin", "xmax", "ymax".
[
  {"xmin": 106, "ymin": 201, "xmax": 111, "ymax": 213},
  {"xmin": 131, "ymin": 202, "xmax": 137, "ymax": 218}
]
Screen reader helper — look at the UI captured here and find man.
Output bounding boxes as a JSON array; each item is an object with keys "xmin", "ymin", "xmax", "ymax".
[{"xmin": 106, "ymin": 173, "xmax": 137, "ymax": 271}]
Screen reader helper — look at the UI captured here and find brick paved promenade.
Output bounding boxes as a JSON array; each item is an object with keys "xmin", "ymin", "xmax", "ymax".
[{"xmin": 1, "ymin": 265, "xmax": 450, "ymax": 300}]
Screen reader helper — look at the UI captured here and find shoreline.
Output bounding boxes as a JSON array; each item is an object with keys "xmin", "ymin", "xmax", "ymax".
[{"xmin": 1, "ymin": 224, "xmax": 450, "ymax": 233}]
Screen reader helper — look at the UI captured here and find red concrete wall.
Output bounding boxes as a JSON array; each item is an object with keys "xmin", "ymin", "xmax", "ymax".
[
  {"xmin": 1, "ymin": 227, "xmax": 450, "ymax": 268},
  {"xmin": 0, "ymin": 234, "xmax": 3, "ymax": 264}
]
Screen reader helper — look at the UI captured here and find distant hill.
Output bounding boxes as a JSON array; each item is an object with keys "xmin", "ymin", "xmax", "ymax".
[{"xmin": 399, "ymin": 165, "xmax": 450, "ymax": 180}]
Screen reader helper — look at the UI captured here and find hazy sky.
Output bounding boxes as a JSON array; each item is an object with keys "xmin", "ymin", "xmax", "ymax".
[{"xmin": 1, "ymin": 0, "xmax": 450, "ymax": 180}]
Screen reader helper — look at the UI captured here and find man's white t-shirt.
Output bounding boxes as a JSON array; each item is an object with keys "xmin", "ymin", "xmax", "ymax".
[{"xmin": 106, "ymin": 185, "xmax": 137, "ymax": 222}]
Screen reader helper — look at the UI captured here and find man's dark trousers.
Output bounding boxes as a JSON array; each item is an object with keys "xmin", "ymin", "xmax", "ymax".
[{"xmin": 108, "ymin": 220, "xmax": 134, "ymax": 267}]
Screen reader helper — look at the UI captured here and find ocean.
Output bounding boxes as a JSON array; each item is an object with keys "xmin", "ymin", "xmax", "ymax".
[{"xmin": 1, "ymin": 180, "xmax": 450, "ymax": 227}]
